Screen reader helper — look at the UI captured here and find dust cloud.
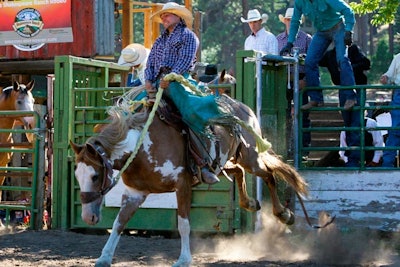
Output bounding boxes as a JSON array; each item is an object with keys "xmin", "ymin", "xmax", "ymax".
[{"xmin": 193, "ymin": 205, "xmax": 399, "ymax": 266}]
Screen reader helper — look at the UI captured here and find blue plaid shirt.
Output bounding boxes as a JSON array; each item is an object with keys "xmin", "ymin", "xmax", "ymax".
[{"xmin": 145, "ymin": 21, "xmax": 199, "ymax": 82}]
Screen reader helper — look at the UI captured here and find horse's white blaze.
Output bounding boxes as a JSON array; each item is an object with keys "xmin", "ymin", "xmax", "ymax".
[
  {"xmin": 154, "ymin": 160, "xmax": 184, "ymax": 182},
  {"xmin": 75, "ymin": 162, "xmax": 96, "ymax": 192},
  {"xmin": 111, "ymin": 129, "xmax": 141, "ymax": 161}
]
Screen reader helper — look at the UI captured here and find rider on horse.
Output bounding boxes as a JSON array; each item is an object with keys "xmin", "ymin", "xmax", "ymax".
[{"xmin": 144, "ymin": 2, "xmax": 220, "ymax": 185}]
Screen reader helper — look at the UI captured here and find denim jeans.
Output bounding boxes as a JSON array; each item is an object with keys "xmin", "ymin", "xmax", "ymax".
[
  {"xmin": 382, "ymin": 89, "xmax": 400, "ymax": 167},
  {"xmin": 305, "ymin": 22, "xmax": 357, "ymax": 103},
  {"xmin": 305, "ymin": 22, "xmax": 360, "ymax": 166}
]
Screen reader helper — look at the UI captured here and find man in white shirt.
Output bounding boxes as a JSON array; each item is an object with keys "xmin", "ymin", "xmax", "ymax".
[
  {"xmin": 241, "ymin": 9, "xmax": 278, "ymax": 55},
  {"xmin": 380, "ymin": 53, "xmax": 400, "ymax": 167},
  {"xmin": 339, "ymin": 117, "xmax": 384, "ymax": 166}
]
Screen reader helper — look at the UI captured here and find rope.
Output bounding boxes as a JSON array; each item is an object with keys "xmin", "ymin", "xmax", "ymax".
[{"xmin": 112, "ymin": 82, "xmax": 164, "ymax": 182}]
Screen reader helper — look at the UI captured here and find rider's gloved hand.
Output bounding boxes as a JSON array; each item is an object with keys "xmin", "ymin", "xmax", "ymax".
[
  {"xmin": 280, "ymin": 42, "xmax": 293, "ymax": 56},
  {"xmin": 344, "ymin": 31, "xmax": 353, "ymax": 46}
]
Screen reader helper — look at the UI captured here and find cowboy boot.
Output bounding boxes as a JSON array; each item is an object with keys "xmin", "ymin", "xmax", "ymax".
[{"xmin": 201, "ymin": 167, "xmax": 220, "ymax": 184}]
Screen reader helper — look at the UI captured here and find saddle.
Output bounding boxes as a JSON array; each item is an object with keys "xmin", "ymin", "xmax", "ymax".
[{"xmin": 156, "ymin": 96, "xmax": 222, "ymax": 185}]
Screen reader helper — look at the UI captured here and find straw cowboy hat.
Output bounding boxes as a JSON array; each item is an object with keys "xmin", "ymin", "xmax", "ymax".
[
  {"xmin": 199, "ymin": 64, "xmax": 218, "ymax": 83},
  {"xmin": 279, "ymin": 8, "xmax": 294, "ymax": 23},
  {"xmin": 151, "ymin": 2, "xmax": 193, "ymax": 26},
  {"xmin": 240, "ymin": 9, "xmax": 268, "ymax": 23},
  {"xmin": 118, "ymin": 43, "xmax": 148, "ymax": 66}
]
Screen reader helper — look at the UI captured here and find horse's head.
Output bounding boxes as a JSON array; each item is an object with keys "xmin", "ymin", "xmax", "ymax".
[
  {"xmin": 209, "ymin": 69, "xmax": 236, "ymax": 96},
  {"xmin": 70, "ymin": 140, "xmax": 115, "ymax": 225},
  {"xmin": 8, "ymin": 80, "xmax": 36, "ymax": 142}
]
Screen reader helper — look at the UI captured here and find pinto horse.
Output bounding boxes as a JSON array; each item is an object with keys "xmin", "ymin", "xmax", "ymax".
[
  {"xmin": 0, "ymin": 80, "xmax": 35, "ymax": 201},
  {"xmin": 70, "ymin": 80, "xmax": 308, "ymax": 267}
]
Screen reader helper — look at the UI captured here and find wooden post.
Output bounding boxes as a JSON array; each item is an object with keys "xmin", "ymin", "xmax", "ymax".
[{"xmin": 122, "ymin": 0, "xmax": 133, "ymax": 48}]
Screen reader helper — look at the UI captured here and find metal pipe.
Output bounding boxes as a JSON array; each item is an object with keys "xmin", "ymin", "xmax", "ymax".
[{"xmin": 291, "ymin": 48, "xmax": 300, "ymax": 169}]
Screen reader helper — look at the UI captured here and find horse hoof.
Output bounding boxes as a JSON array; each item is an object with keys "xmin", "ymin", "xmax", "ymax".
[
  {"xmin": 277, "ymin": 208, "xmax": 295, "ymax": 225},
  {"xmin": 95, "ymin": 260, "xmax": 111, "ymax": 267}
]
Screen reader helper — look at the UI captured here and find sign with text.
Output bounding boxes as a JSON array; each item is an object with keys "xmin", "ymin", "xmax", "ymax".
[{"xmin": 0, "ymin": 0, "xmax": 73, "ymax": 51}]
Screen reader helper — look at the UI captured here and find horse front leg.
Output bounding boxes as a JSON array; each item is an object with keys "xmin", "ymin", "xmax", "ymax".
[
  {"xmin": 173, "ymin": 177, "xmax": 193, "ymax": 267},
  {"xmin": 264, "ymin": 173, "xmax": 295, "ymax": 225},
  {"xmin": 95, "ymin": 189, "xmax": 146, "ymax": 267}
]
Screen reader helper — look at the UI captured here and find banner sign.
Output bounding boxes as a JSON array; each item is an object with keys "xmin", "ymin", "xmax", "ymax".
[{"xmin": 0, "ymin": 0, "xmax": 73, "ymax": 51}]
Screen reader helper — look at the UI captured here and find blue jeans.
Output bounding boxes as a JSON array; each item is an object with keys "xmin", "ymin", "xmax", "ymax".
[
  {"xmin": 382, "ymin": 89, "xmax": 400, "ymax": 167},
  {"xmin": 305, "ymin": 22, "xmax": 360, "ymax": 166},
  {"xmin": 305, "ymin": 22, "xmax": 357, "ymax": 103}
]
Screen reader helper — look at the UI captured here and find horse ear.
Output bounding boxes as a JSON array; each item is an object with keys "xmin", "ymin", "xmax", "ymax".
[
  {"xmin": 70, "ymin": 140, "xmax": 83, "ymax": 154},
  {"xmin": 26, "ymin": 80, "xmax": 35, "ymax": 91},
  {"xmin": 13, "ymin": 81, "xmax": 20, "ymax": 91},
  {"xmin": 219, "ymin": 69, "xmax": 226, "ymax": 81}
]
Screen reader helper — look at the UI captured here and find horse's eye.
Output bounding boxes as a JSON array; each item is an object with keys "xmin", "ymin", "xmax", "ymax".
[{"xmin": 92, "ymin": 174, "xmax": 99, "ymax": 183}]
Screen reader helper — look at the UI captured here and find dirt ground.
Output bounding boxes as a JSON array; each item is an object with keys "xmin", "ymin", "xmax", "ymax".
[{"xmin": 0, "ymin": 213, "xmax": 399, "ymax": 267}]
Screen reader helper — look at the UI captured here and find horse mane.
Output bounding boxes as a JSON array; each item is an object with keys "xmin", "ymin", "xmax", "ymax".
[
  {"xmin": 1, "ymin": 86, "xmax": 13, "ymax": 100},
  {"xmin": 88, "ymin": 101, "xmax": 149, "ymax": 156}
]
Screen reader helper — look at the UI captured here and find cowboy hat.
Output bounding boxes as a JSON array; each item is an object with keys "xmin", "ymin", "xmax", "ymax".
[
  {"xmin": 151, "ymin": 2, "xmax": 193, "ymax": 26},
  {"xmin": 118, "ymin": 43, "xmax": 148, "ymax": 66},
  {"xmin": 240, "ymin": 9, "xmax": 268, "ymax": 23},
  {"xmin": 199, "ymin": 64, "xmax": 218, "ymax": 83},
  {"xmin": 279, "ymin": 8, "xmax": 294, "ymax": 23}
]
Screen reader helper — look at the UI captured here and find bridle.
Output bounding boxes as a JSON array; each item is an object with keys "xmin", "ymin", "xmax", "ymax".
[{"xmin": 79, "ymin": 143, "xmax": 116, "ymax": 204}]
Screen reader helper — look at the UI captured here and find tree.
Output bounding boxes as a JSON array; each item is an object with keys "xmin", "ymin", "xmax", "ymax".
[{"xmin": 350, "ymin": 0, "xmax": 399, "ymax": 26}]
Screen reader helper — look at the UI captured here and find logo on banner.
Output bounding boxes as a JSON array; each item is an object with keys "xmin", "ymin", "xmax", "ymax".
[{"xmin": 12, "ymin": 8, "xmax": 45, "ymax": 51}]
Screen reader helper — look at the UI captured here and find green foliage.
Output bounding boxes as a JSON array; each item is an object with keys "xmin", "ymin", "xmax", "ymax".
[
  {"xmin": 368, "ymin": 39, "xmax": 393, "ymax": 83},
  {"xmin": 350, "ymin": 0, "xmax": 399, "ymax": 26}
]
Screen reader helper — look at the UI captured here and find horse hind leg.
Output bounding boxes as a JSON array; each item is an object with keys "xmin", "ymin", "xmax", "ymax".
[
  {"xmin": 95, "ymin": 188, "xmax": 146, "ymax": 267},
  {"xmin": 260, "ymin": 152, "xmax": 308, "ymax": 225}
]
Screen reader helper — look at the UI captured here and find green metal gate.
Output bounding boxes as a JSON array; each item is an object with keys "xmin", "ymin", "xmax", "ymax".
[
  {"xmin": 0, "ymin": 110, "xmax": 44, "ymax": 229},
  {"xmin": 52, "ymin": 55, "xmax": 256, "ymax": 233}
]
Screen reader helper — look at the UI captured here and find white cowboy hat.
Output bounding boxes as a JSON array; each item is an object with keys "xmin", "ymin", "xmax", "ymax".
[
  {"xmin": 118, "ymin": 43, "xmax": 148, "ymax": 66},
  {"xmin": 240, "ymin": 9, "xmax": 268, "ymax": 23},
  {"xmin": 279, "ymin": 8, "xmax": 294, "ymax": 23},
  {"xmin": 151, "ymin": 2, "xmax": 193, "ymax": 26}
]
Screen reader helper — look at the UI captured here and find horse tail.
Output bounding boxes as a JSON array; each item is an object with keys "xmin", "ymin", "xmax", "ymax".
[{"xmin": 261, "ymin": 152, "xmax": 309, "ymax": 197}]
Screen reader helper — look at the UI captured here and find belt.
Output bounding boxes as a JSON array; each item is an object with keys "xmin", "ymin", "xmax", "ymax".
[
  {"xmin": 157, "ymin": 66, "xmax": 172, "ymax": 80},
  {"xmin": 321, "ymin": 21, "xmax": 343, "ymax": 32}
]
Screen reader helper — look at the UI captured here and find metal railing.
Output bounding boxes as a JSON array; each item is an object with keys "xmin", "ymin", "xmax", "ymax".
[
  {"xmin": 297, "ymin": 84, "xmax": 399, "ymax": 170},
  {"xmin": 0, "ymin": 110, "xmax": 42, "ymax": 228}
]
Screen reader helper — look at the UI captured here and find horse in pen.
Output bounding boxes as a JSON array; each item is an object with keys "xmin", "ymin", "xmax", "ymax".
[
  {"xmin": 0, "ymin": 80, "xmax": 35, "ymax": 202},
  {"xmin": 70, "ymin": 74, "xmax": 310, "ymax": 267}
]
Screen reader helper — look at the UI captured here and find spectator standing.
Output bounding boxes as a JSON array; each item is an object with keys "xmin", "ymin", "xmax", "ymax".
[
  {"xmin": 380, "ymin": 53, "xmax": 400, "ymax": 167},
  {"xmin": 118, "ymin": 43, "xmax": 149, "ymax": 87},
  {"xmin": 241, "ymin": 9, "xmax": 278, "ymax": 55},
  {"xmin": 276, "ymin": 7, "xmax": 312, "ymax": 158},
  {"xmin": 280, "ymin": 0, "xmax": 360, "ymax": 167}
]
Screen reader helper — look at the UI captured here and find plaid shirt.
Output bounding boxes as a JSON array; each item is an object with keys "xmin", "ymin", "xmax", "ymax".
[
  {"xmin": 276, "ymin": 30, "xmax": 312, "ymax": 74},
  {"xmin": 145, "ymin": 21, "xmax": 199, "ymax": 82}
]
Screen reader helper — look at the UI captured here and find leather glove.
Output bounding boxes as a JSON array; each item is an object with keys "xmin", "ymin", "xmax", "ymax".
[
  {"xmin": 344, "ymin": 31, "xmax": 353, "ymax": 46},
  {"xmin": 280, "ymin": 42, "xmax": 293, "ymax": 56}
]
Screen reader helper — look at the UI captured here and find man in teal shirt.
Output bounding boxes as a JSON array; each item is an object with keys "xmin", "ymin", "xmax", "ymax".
[{"xmin": 280, "ymin": 0, "xmax": 361, "ymax": 167}]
